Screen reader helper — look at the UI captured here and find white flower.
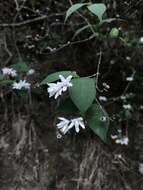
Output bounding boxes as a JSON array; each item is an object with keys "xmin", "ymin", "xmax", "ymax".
[
  {"xmin": 68, "ymin": 117, "xmax": 85, "ymax": 133},
  {"xmin": 56, "ymin": 117, "xmax": 85, "ymax": 134},
  {"xmin": 117, "ymin": 129, "xmax": 122, "ymax": 133},
  {"xmin": 2, "ymin": 67, "xmax": 17, "ymax": 77},
  {"xmin": 56, "ymin": 117, "xmax": 70, "ymax": 134},
  {"xmin": 59, "ymin": 75, "xmax": 73, "ymax": 90},
  {"xmin": 126, "ymin": 76, "xmax": 133, "ymax": 81},
  {"xmin": 111, "ymin": 135, "xmax": 118, "ymax": 139},
  {"xmin": 139, "ymin": 37, "xmax": 143, "ymax": 44},
  {"xmin": 123, "ymin": 104, "xmax": 132, "ymax": 110},
  {"xmin": 121, "ymin": 95, "xmax": 126, "ymax": 100},
  {"xmin": 126, "ymin": 56, "xmax": 131, "ymax": 61},
  {"xmin": 27, "ymin": 69, "xmax": 35, "ymax": 75},
  {"xmin": 12, "ymin": 80, "xmax": 31, "ymax": 90},
  {"xmin": 99, "ymin": 96, "xmax": 107, "ymax": 102},
  {"xmin": 47, "ymin": 75, "xmax": 73, "ymax": 99},
  {"xmin": 139, "ymin": 163, "xmax": 143, "ymax": 175},
  {"xmin": 48, "ymin": 82, "xmax": 63, "ymax": 99},
  {"xmin": 103, "ymin": 83, "xmax": 110, "ymax": 89},
  {"xmin": 115, "ymin": 137, "xmax": 129, "ymax": 145},
  {"xmin": 122, "ymin": 137, "xmax": 129, "ymax": 145}
]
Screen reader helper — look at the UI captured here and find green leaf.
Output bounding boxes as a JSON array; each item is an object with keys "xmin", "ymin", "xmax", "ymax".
[
  {"xmin": 0, "ymin": 74, "xmax": 4, "ymax": 81},
  {"xmin": 0, "ymin": 74, "xmax": 14, "ymax": 85},
  {"xmin": 17, "ymin": 90, "xmax": 28, "ymax": 97},
  {"xmin": 73, "ymin": 25, "xmax": 91, "ymax": 39},
  {"xmin": 65, "ymin": 3, "xmax": 86, "ymax": 22},
  {"xmin": 10, "ymin": 62, "xmax": 29, "ymax": 72},
  {"xmin": 0, "ymin": 80, "xmax": 14, "ymax": 85},
  {"xmin": 56, "ymin": 98, "xmax": 78, "ymax": 114},
  {"xmin": 41, "ymin": 71, "xmax": 78, "ymax": 85},
  {"xmin": 86, "ymin": 103, "xmax": 109, "ymax": 142},
  {"xmin": 69, "ymin": 77, "xmax": 96, "ymax": 113},
  {"xmin": 87, "ymin": 3, "xmax": 106, "ymax": 22}
]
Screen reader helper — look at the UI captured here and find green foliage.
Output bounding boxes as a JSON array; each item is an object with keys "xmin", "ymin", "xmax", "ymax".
[
  {"xmin": 0, "ymin": 74, "xmax": 14, "ymax": 85},
  {"xmin": 41, "ymin": 71, "xmax": 78, "ymax": 85},
  {"xmin": 86, "ymin": 104, "xmax": 109, "ymax": 142},
  {"xmin": 0, "ymin": 74, "xmax": 4, "ymax": 81},
  {"xmin": 65, "ymin": 3, "xmax": 107, "ymax": 23},
  {"xmin": 10, "ymin": 61, "xmax": 29, "ymax": 72},
  {"xmin": 69, "ymin": 77, "xmax": 96, "ymax": 113},
  {"xmin": 73, "ymin": 25, "xmax": 91, "ymax": 38},
  {"xmin": 0, "ymin": 79, "xmax": 14, "ymax": 85},
  {"xmin": 56, "ymin": 98, "xmax": 78, "ymax": 114},
  {"xmin": 65, "ymin": 3, "xmax": 86, "ymax": 22},
  {"xmin": 87, "ymin": 3, "xmax": 106, "ymax": 22}
]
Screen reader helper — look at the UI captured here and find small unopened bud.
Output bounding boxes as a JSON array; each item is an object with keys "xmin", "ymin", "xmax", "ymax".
[{"xmin": 110, "ymin": 27, "xmax": 119, "ymax": 38}]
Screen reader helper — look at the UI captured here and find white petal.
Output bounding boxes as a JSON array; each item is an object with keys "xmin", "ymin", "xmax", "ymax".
[
  {"xmin": 111, "ymin": 135, "xmax": 118, "ymax": 139},
  {"xmin": 55, "ymin": 91, "xmax": 60, "ymax": 99},
  {"xmin": 79, "ymin": 121, "xmax": 85, "ymax": 129},
  {"xmin": 59, "ymin": 75, "xmax": 65, "ymax": 82},
  {"xmin": 57, "ymin": 121, "xmax": 69, "ymax": 129},
  {"xmin": 66, "ymin": 75, "xmax": 72, "ymax": 82},
  {"xmin": 62, "ymin": 86, "xmax": 67, "ymax": 92},
  {"xmin": 75, "ymin": 121, "xmax": 80, "ymax": 133},
  {"xmin": 62, "ymin": 125, "xmax": 70, "ymax": 134},
  {"xmin": 68, "ymin": 122, "xmax": 74, "ymax": 130},
  {"xmin": 115, "ymin": 139, "xmax": 121, "ymax": 144},
  {"xmin": 58, "ymin": 117, "xmax": 69, "ymax": 121},
  {"xmin": 68, "ymin": 82, "xmax": 73, "ymax": 87},
  {"xmin": 57, "ymin": 121, "xmax": 66, "ymax": 128}
]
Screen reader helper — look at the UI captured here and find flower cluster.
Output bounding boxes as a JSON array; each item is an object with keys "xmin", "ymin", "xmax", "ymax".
[
  {"xmin": 12, "ymin": 80, "xmax": 31, "ymax": 90},
  {"xmin": 57, "ymin": 117, "xmax": 85, "ymax": 135},
  {"xmin": 111, "ymin": 135, "xmax": 129, "ymax": 145},
  {"xmin": 47, "ymin": 75, "xmax": 73, "ymax": 99},
  {"xmin": 1, "ymin": 67, "xmax": 17, "ymax": 77},
  {"xmin": 115, "ymin": 137, "xmax": 129, "ymax": 145},
  {"xmin": 123, "ymin": 104, "xmax": 132, "ymax": 110},
  {"xmin": 1, "ymin": 66, "xmax": 35, "ymax": 91}
]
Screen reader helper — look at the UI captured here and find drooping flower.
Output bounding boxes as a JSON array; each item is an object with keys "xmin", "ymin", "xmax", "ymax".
[
  {"xmin": 56, "ymin": 117, "xmax": 70, "ymax": 135},
  {"xmin": 56, "ymin": 117, "xmax": 85, "ymax": 135},
  {"xmin": 68, "ymin": 117, "xmax": 85, "ymax": 133},
  {"xmin": 47, "ymin": 82, "xmax": 63, "ymax": 99},
  {"xmin": 115, "ymin": 137, "xmax": 129, "ymax": 145},
  {"xmin": 47, "ymin": 75, "xmax": 73, "ymax": 99},
  {"xmin": 12, "ymin": 80, "xmax": 31, "ymax": 90},
  {"xmin": 123, "ymin": 104, "xmax": 132, "ymax": 110},
  {"xmin": 2, "ymin": 67, "xmax": 17, "ymax": 77}
]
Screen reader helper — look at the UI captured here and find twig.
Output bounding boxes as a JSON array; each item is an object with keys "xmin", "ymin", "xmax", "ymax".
[
  {"xmin": 0, "ymin": 15, "xmax": 48, "ymax": 27},
  {"xmin": 40, "ymin": 34, "xmax": 96, "ymax": 55},
  {"xmin": 14, "ymin": 0, "xmax": 20, "ymax": 11},
  {"xmin": 96, "ymin": 49, "xmax": 103, "ymax": 92},
  {"xmin": 122, "ymin": 70, "xmax": 136, "ymax": 95},
  {"xmin": 3, "ymin": 33, "xmax": 13, "ymax": 65},
  {"xmin": 12, "ymin": 0, "xmax": 28, "ymax": 60}
]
